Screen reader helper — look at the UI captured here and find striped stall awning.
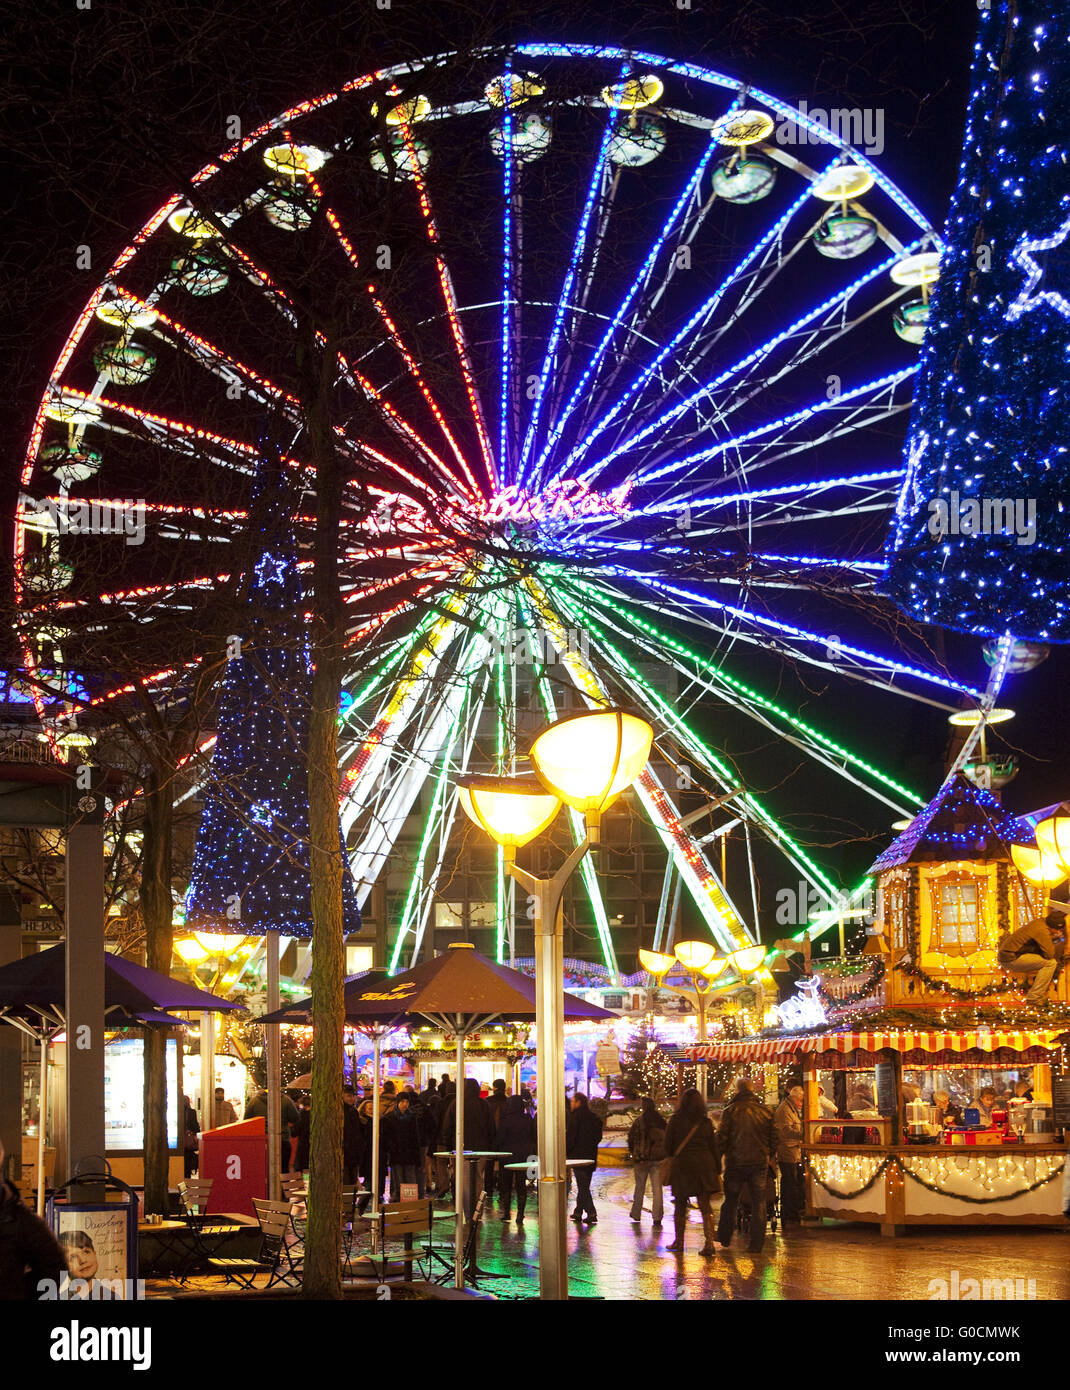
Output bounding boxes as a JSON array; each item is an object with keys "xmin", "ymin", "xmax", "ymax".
[{"xmin": 685, "ymin": 1030, "xmax": 1062, "ymax": 1062}]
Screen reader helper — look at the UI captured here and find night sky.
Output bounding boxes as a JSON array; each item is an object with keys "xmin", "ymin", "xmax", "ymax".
[{"xmin": 1, "ymin": 0, "xmax": 1065, "ymax": 899}]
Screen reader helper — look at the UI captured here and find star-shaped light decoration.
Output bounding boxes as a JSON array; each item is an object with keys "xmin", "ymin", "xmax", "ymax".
[
  {"xmin": 1007, "ymin": 207, "xmax": 1070, "ymax": 323},
  {"xmin": 253, "ymin": 551, "xmax": 288, "ymax": 589}
]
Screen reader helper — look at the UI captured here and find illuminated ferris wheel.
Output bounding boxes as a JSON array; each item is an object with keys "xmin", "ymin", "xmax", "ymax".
[{"xmin": 16, "ymin": 43, "xmax": 991, "ymax": 981}]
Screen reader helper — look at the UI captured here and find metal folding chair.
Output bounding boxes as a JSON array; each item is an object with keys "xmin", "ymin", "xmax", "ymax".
[{"xmin": 175, "ymin": 1178, "xmax": 245, "ymax": 1279}]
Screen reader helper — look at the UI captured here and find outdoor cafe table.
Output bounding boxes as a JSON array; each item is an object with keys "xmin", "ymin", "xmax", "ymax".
[
  {"xmin": 433, "ymin": 1151, "xmax": 511, "ymax": 1285},
  {"xmin": 137, "ymin": 1220, "xmax": 203, "ymax": 1280}
]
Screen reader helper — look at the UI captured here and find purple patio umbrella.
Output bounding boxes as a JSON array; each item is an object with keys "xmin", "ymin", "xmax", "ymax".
[
  {"xmin": 0, "ymin": 943, "xmax": 241, "ymax": 1211},
  {"xmin": 260, "ymin": 943, "xmax": 613, "ymax": 1287}
]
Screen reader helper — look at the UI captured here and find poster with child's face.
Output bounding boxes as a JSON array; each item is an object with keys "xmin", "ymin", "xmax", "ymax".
[{"xmin": 57, "ymin": 1208, "xmax": 130, "ymax": 1297}]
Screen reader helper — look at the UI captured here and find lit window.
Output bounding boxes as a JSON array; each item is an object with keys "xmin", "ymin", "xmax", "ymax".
[{"xmin": 930, "ymin": 873, "xmax": 987, "ymax": 951}]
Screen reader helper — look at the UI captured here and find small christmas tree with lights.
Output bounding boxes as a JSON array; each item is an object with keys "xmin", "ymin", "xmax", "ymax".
[
  {"xmin": 882, "ymin": 0, "xmax": 1070, "ymax": 642},
  {"xmin": 185, "ymin": 533, "xmax": 361, "ymax": 939},
  {"xmin": 622, "ymin": 1016, "xmax": 682, "ymax": 1102}
]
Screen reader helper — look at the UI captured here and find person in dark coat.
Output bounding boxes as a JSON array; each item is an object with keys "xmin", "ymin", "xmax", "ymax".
[
  {"xmin": 244, "ymin": 1088, "xmax": 300, "ymax": 1173},
  {"xmin": 441, "ymin": 1078, "xmax": 493, "ymax": 1220},
  {"xmin": 342, "ymin": 1086, "xmax": 364, "ymax": 1184},
  {"xmin": 664, "ymin": 1088, "xmax": 720, "ymax": 1255},
  {"xmin": 182, "ymin": 1095, "xmax": 200, "ymax": 1178},
  {"xmin": 484, "ymin": 1078, "xmax": 509, "ymax": 1200},
  {"xmin": 356, "ymin": 1086, "xmax": 395, "ymax": 1209},
  {"xmin": 431, "ymin": 1081, "xmax": 454, "ymax": 1198},
  {"xmin": 0, "ymin": 1141, "xmax": 65, "ymax": 1299},
  {"xmin": 716, "ymin": 1076, "xmax": 776, "ymax": 1253},
  {"xmin": 565, "ymin": 1093, "xmax": 603, "ymax": 1224},
  {"xmin": 384, "ymin": 1091, "xmax": 425, "ymax": 1200},
  {"xmin": 294, "ymin": 1098, "xmax": 312, "ymax": 1173},
  {"xmin": 495, "ymin": 1095, "xmax": 538, "ymax": 1224}
]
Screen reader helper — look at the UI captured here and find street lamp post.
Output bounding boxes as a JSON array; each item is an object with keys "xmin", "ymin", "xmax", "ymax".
[{"xmin": 459, "ymin": 708, "xmax": 652, "ymax": 1301}]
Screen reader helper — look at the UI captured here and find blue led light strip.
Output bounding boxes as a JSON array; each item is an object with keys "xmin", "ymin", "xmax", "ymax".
[
  {"xmin": 515, "ymin": 86, "xmax": 624, "ymax": 488},
  {"xmin": 499, "ymin": 60, "xmax": 515, "ymax": 486},
  {"xmin": 595, "ymin": 564, "xmax": 985, "ymax": 699},
  {"xmin": 531, "ymin": 131, "xmax": 720, "ymax": 483},
  {"xmin": 634, "ymin": 369, "xmax": 917, "ymax": 491},
  {"xmin": 628, "ymin": 467, "xmax": 904, "ymax": 516},
  {"xmin": 548, "ymin": 164, "xmax": 839, "ymax": 484},
  {"xmin": 576, "ymin": 246, "xmax": 918, "ymax": 483}
]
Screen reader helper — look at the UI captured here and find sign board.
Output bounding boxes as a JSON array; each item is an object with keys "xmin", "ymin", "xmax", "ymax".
[
  {"xmin": 595, "ymin": 1043, "xmax": 620, "ymax": 1076},
  {"xmin": 1051, "ymin": 1075, "xmax": 1070, "ymax": 1132}
]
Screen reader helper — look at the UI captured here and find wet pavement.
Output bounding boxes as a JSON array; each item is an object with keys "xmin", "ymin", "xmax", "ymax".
[
  {"xmin": 459, "ymin": 1168, "xmax": 1070, "ymax": 1301},
  {"xmin": 148, "ymin": 1166, "xmax": 1070, "ymax": 1300}
]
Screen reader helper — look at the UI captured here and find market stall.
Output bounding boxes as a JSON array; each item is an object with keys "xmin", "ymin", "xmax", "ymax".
[{"xmin": 687, "ymin": 1026, "xmax": 1068, "ymax": 1233}]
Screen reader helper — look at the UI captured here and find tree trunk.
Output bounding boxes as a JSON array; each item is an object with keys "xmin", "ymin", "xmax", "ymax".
[
  {"xmin": 301, "ymin": 323, "xmax": 347, "ymax": 1299},
  {"xmin": 140, "ymin": 759, "xmax": 174, "ymax": 1215}
]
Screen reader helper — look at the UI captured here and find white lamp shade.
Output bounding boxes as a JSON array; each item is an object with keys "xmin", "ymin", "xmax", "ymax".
[
  {"xmin": 530, "ymin": 709, "xmax": 653, "ymax": 815},
  {"xmin": 674, "ymin": 939, "xmax": 716, "ymax": 972},
  {"xmin": 1035, "ymin": 816, "xmax": 1070, "ymax": 874},
  {"xmin": 457, "ymin": 775, "xmax": 561, "ymax": 849}
]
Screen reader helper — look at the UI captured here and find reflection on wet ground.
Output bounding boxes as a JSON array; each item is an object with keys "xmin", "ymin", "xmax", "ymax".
[{"xmin": 148, "ymin": 1167, "xmax": 1070, "ymax": 1300}]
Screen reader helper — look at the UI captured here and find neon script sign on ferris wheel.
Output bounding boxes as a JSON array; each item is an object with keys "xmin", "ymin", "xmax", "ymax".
[{"xmin": 479, "ymin": 480, "xmax": 633, "ymax": 524}]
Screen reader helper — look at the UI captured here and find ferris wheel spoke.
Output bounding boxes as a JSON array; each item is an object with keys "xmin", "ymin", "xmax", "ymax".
[
  {"xmin": 578, "ymin": 247, "xmax": 913, "ymax": 484},
  {"xmin": 517, "ymin": 99, "xmax": 623, "ymax": 491},
  {"xmin": 396, "ymin": 120, "xmax": 498, "ymax": 491},
  {"xmin": 595, "ymin": 564, "xmax": 979, "ymax": 703},
  {"xmin": 533, "ymin": 131, "xmax": 719, "ymax": 483},
  {"xmin": 548, "ymin": 165, "xmax": 836, "ymax": 487},
  {"xmin": 561, "ymin": 575, "xmax": 924, "ymax": 814}
]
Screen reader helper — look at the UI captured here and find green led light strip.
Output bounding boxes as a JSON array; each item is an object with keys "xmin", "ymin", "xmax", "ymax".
[
  {"xmin": 387, "ymin": 629, "xmax": 490, "ymax": 974},
  {"xmin": 339, "ymin": 608, "xmax": 439, "ymax": 729},
  {"xmin": 563, "ymin": 573, "xmax": 923, "ymax": 809},
  {"xmin": 516, "ymin": 589, "xmax": 619, "ymax": 981},
  {"xmin": 551, "ymin": 582, "xmax": 839, "ymax": 898}
]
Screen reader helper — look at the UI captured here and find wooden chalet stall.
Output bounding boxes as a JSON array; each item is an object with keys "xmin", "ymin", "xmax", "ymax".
[{"xmin": 685, "ymin": 776, "xmax": 1070, "ymax": 1234}]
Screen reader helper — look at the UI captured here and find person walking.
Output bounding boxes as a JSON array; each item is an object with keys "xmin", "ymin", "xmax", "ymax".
[
  {"xmin": 773, "ymin": 1084, "xmax": 805, "ymax": 1228},
  {"xmin": 664, "ymin": 1088, "xmax": 720, "ymax": 1254},
  {"xmin": 495, "ymin": 1095, "xmax": 538, "ymax": 1225},
  {"xmin": 716, "ymin": 1076, "xmax": 776, "ymax": 1253},
  {"xmin": 627, "ymin": 1096, "xmax": 668, "ymax": 1226},
  {"xmin": 566, "ymin": 1094, "xmax": 603, "ymax": 1224}
]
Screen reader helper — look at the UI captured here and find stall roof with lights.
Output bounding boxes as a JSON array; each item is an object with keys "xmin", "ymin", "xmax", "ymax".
[{"xmin": 868, "ymin": 773, "xmax": 1034, "ymax": 874}]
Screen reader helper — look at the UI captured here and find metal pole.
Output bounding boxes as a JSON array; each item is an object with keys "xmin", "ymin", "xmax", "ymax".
[
  {"xmin": 266, "ymin": 932, "xmax": 280, "ymax": 1202},
  {"xmin": 371, "ymin": 1032, "xmax": 381, "ymax": 1217},
  {"xmin": 37, "ymin": 1035, "xmax": 48, "ymax": 1216},
  {"xmin": 695, "ymin": 992, "xmax": 707, "ymax": 1102},
  {"xmin": 64, "ymin": 813, "xmax": 105, "ymax": 1191},
  {"xmin": 199, "ymin": 1009, "xmax": 215, "ymax": 1144},
  {"xmin": 454, "ymin": 1029, "xmax": 465, "ymax": 1288},
  {"xmin": 535, "ymin": 881, "xmax": 568, "ymax": 1301}
]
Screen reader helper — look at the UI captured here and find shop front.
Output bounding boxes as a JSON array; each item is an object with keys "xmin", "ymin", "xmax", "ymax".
[{"xmin": 687, "ymin": 1028, "xmax": 1068, "ymax": 1233}]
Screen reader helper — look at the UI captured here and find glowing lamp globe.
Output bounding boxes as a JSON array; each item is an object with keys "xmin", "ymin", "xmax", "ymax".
[
  {"xmin": 1035, "ymin": 817, "xmax": 1070, "ymax": 875},
  {"xmin": 639, "ymin": 949, "xmax": 676, "ymax": 978},
  {"xmin": 457, "ymin": 774, "xmax": 560, "ymax": 855},
  {"xmin": 174, "ymin": 937, "xmax": 210, "ymax": 965},
  {"xmin": 730, "ymin": 945, "xmax": 767, "ymax": 975},
  {"xmin": 1010, "ymin": 843, "xmax": 1067, "ymax": 888},
  {"xmin": 193, "ymin": 931, "xmax": 247, "ymax": 955},
  {"xmin": 529, "ymin": 709, "xmax": 653, "ymax": 832},
  {"xmin": 699, "ymin": 955, "xmax": 730, "ymax": 981},
  {"xmin": 674, "ymin": 940, "xmax": 717, "ymax": 972}
]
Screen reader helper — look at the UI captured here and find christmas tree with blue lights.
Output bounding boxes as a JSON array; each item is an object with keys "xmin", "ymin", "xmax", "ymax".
[
  {"xmin": 882, "ymin": 0, "xmax": 1070, "ymax": 643},
  {"xmin": 185, "ymin": 531, "xmax": 361, "ymax": 939}
]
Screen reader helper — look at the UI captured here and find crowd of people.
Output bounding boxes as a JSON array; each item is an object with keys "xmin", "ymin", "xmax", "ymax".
[{"xmin": 625, "ymin": 1076, "xmax": 803, "ymax": 1256}]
